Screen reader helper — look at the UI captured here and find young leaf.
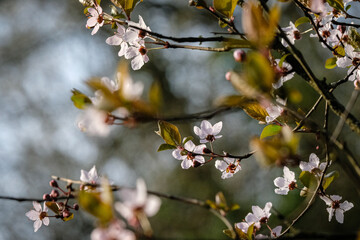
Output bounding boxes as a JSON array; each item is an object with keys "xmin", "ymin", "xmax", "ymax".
[
  {"xmin": 326, "ymin": 0, "xmax": 344, "ymax": 12},
  {"xmin": 45, "ymin": 202, "xmax": 61, "ymax": 214},
  {"xmin": 78, "ymin": 191, "xmax": 113, "ymax": 224},
  {"xmin": 111, "ymin": 0, "xmax": 143, "ymax": 18},
  {"xmin": 325, "ymin": 57, "xmax": 337, "ymax": 69},
  {"xmin": 242, "ymin": 102, "xmax": 269, "ymax": 122},
  {"xmin": 294, "ymin": 16, "xmax": 310, "ymax": 28},
  {"xmin": 260, "ymin": 125, "xmax": 282, "ymax": 139},
  {"xmin": 278, "ymin": 53, "xmax": 291, "ymax": 68},
  {"xmin": 62, "ymin": 213, "xmax": 74, "ymax": 222},
  {"xmin": 155, "ymin": 121, "xmax": 182, "ymax": 146},
  {"xmin": 157, "ymin": 143, "xmax": 177, "ymax": 152},
  {"xmin": 71, "ymin": 89, "xmax": 92, "ymax": 109},
  {"xmin": 322, "ymin": 170, "xmax": 339, "ymax": 190},
  {"xmin": 213, "ymin": 0, "xmax": 238, "ymax": 18},
  {"xmin": 299, "ymin": 171, "xmax": 317, "ymax": 188},
  {"xmin": 223, "ymin": 229, "xmax": 236, "ymax": 239}
]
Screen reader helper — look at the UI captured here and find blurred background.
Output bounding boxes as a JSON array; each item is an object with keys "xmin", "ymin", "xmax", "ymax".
[{"xmin": 0, "ymin": 0, "xmax": 359, "ymax": 239}]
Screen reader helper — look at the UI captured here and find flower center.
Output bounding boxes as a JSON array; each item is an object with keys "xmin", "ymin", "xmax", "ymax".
[
  {"xmin": 227, "ymin": 163, "xmax": 236, "ymax": 173},
  {"xmin": 97, "ymin": 15, "xmax": 103, "ymax": 24},
  {"xmin": 139, "ymin": 47, "xmax": 147, "ymax": 55},
  {"xmin": 39, "ymin": 212, "xmax": 48, "ymax": 220},
  {"xmin": 293, "ymin": 30, "xmax": 301, "ymax": 40},
  {"xmin": 352, "ymin": 57, "xmax": 360, "ymax": 66},
  {"xmin": 206, "ymin": 135, "xmax": 215, "ymax": 142},
  {"xmin": 259, "ymin": 217, "xmax": 268, "ymax": 224},
  {"xmin": 138, "ymin": 30, "xmax": 146, "ymax": 39},
  {"xmin": 332, "ymin": 200, "xmax": 340, "ymax": 209},
  {"xmin": 288, "ymin": 181, "xmax": 297, "ymax": 190}
]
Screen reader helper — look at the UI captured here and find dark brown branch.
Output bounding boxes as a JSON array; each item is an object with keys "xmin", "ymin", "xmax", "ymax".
[{"xmin": 331, "ymin": 20, "xmax": 360, "ymax": 28}]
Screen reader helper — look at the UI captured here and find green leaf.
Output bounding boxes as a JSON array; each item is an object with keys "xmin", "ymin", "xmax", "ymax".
[
  {"xmin": 325, "ymin": 57, "xmax": 337, "ymax": 69},
  {"xmin": 155, "ymin": 121, "xmax": 182, "ymax": 146},
  {"xmin": 46, "ymin": 202, "xmax": 61, "ymax": 214},
  {"xmin": 78, "ymin": 191, "xmax": 113, "ymax": 224},
  {"xmin": 345, "ymin": 4, "xmax": 351, "ymax": 11},
  {"xmin": 322, "ymin": 170, "xmax": 339, "ymax": 190},
  {"xmin": 149, "ymin": 80, "xmax": 162, "ymax": 110},
  {"xmin": 230, "ymin": 204, "xmax": 240, "ymax": 211},
  {"xmin": 260, "ymin": 125, "xmax": 282, "ymax": 139},
  {"xmin": 213, "ymin": 0, "xmax": 237, "ymax": 18},
  {"xmin": 334, "ymin": 45, "xmax": 345, "ymax": 57},
  {"xmin": 242, "ymin": 102, "xmax": 269, "ymax": 122},
  {"xmin": 183, "ymin": 136, "xmax": 194, "ymax": 145},
  {"xmin": 157, "ymin": 143, "xmax": 177, "ymax": 152},
  {"xmin": 214, "ymin": 95, "xmax": 253, "ymax": 108},
  {"xmin": 111, "ymin": 0, "xmax": 143, "ymax": 18},
  {"xmin": 326, "ymin": 0, "xmax": 344, "ymax": 11},
  {"xmin": 299, "ymin": 171, "xmax": 317, "ymax": 188},
  {"xmin": 279, "ymin": 53, "xmax": 291, "ymax": 68},
  {"xmin": 224, "ymin": 38, "xmax": 251, "ymax": 49},
  {"xmin": 245, "ymin": 51, "xmax": 274, "ymax": 94},
  {"xmin": 62, "ymin": 213, "xmax": 74, "ymax": 222},
  {"xmin": 294, "ymin": 16, "xmax": 310, "ymax": 28},
  {"xmin": 71, "ymin": 89, "xmax": 92, "ymax": 109},
  {"xmin": 247, "ymin": 223, "xmax": 255, "ymax": 240},
  {"xmin": 223, "ymin": 229, "xmax": 236, "ymax": 239}
]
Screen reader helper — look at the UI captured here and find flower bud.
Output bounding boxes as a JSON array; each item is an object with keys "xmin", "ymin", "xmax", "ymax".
[
  {"xmin": 233, "ymin": 49, "xmax": 246, "ymax": 62},
  {"xmin": 354, "ymin": 79, "xmax": 360, "ymax": 90},
  {"xmin": 43, "ymin": 194, "xmax": 52, "ymax": 201},
  {"xmin": 62, "ymin": 210, "xmax": 71, "ymax": 218},
  {"xmin": 225, "ymin": 71, "xmax": 232, "ymax": 81},
  {"xmin": 73, "ymin": 203, "xmax": 79, "ymax": 211},
  {"xmin": 50, "ymin": 189, "xmax": 59, "ymax": 198},
  {"xmin": 203, "ymin": 148, "xmax": 212, "ymax": 154},
  {"xmin": 49, "ymin": 180, "xmax": 58, "ymax": 188}
]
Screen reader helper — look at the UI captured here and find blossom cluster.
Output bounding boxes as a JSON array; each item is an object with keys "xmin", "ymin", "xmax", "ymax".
[
  {"xmin": 26, "ymin": 166, "xmax": 161, "ymax": 238},
  {"xmin": 86, "ymin": 3, "xmax": 151, "ymax": 70},
  {"xmin": 171, "ymin": 120, "xmax": 242, "ymax": 179}
]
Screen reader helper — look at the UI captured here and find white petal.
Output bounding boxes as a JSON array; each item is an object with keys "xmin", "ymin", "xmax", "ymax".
[
  {"xmin": 91, "ymin": 24, "xmax": 100, "ymax": 35},
  {"xmin": 245, "ymin": 213, "xmax": 257, "ymax": 224},
  {"xmin": 340, "ymin": 201, "xmax": 354, "ymax": 211},
  {"xmin": 33, "ymin": 219, "xmax": 42, "ymax": 232},
  {"xmin": 118, "ymin": 42, "xmax": 128, "ymax": 57},
  {"xmin": 200, "ymin": 120, "xmax": 212, "ymax": 134},
  {"xmin": 194, "ymin": 126, "xmax": 201, "ymax": 136},
  {"xmin": 131, "ymin": 54, "xmax": 144, "ymax": 70},
  {"xmin": 274, "ymin": 177, "xmax": 286, "ymax": 188},
  {"xmin": 33, "ymin": 201, "xmax": 42, "ymax": 212},
  {"xmin": 194, "ymin": 155, "xmax": 205, "ymax": 164},
  {"xmin": 271, "ymin": 226, "xmax": 282, "ymax": 238},
  {"xmin": 330, "ymin": 195, "xmax": 342, "ymax": 201},
  {"xmin": 320, "ymin": 195, "xmax": 332, "ymax": 206},
  {"xmin": 252, "ymin": 206, "xmax": 263, "ymax": 218},
  {"xmin": 87, "ymin": 8, "xmax": 97, "ymax": 16},
  {"xmin": 327, "ymin": 207, "xmax": 334, "ymax": 221},
  {"xmin": 26, "ymin": 210, "xmax": 39, "ymax": 221},
  {"xmin": 144, "ymin": 195, "xmax": 161, "ymax": 217},
  {"xmin": 309, "ymin": 153, "xmax": 319, "ymax": 167},
  {"xmin": 283, "ymin": 166, "xmax": 295, "ymax": 181},
  {"xmin": 87, "ymin": 17, "xmax": 98, "ymax": 27},
  {"xmin": 172, "ymin": 149, "xmax": 182, "ymax": 160},
  {"xmin": 106, "ymin": 35, "xmax": 123, "ymax": 46},
  {"xmin": 275, "ymin": 188, "xmax": 289, "ymax": 195},
  {"xmin": 215, "ymin": 160, "xmax": 228, "ymax": 171},
  {"xmin": 212, "ymin": 121, "xmax": 223, "ymax": 135},
  {"xmin": 193, "ymin": 144, "xmax": 205, "ymax": 154},
  {"xmin": 264, "ymin": 202, "xmax": 272, "ymax": 215},
  {"xmin": 42, "ymin": 217, "xmax": 50, "ymax": 226},
  {"xmin": 335, "ymin": 209, "xmax": 344, "ymax": 223},
  {"xmin": 80, "ymin": 169, "xmax": 90, "ymax": 182},
  {"xmin": 299, "ymin": 161, "xmax": 311, "ymax": 172},
  {"xmin": 184, "ymin": 140, "xmax": 195, "ymax": 152},
  {"xmin": 181, "ymin": 159, "xmax": 193, "ymax": 169},
  {"xmin": 125, "ymin": 47, "xmax": 138, "ymax": 59},
  {"xmin": 115, "ymin": 202, "xmax": 134, "ymax": 221},
  {"xmin": 136, "ymin": 179, "xmax": 147, "ymax": 205}
]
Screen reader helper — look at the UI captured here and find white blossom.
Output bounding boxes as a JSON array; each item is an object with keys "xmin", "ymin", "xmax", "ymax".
[
  {"xmin": 25, "ymin": 202, "xmax": 50, "ymax": 232},
  {"xmin": 265, "ymin": 97, "xmax": 286, "ymax": 123},
  {"xmin": 299, "ymin": 153, "xmax": 327, "ymax": 175},
  {"xmin": 106, "ymin": 23, "xmax": 128, "ymax": 57},
  {"xmin": 172, "ymin": 140, "xmax": 206, "ymax": 169},
  {"xmin": 91, "ymin": 220, "xmax": 135, "ymax": 240},
  {"xmin": 244, "ymin": 202, "xmax": 272, "ymax": 230},
  {"xmin": 255, "ymin": 226, "xmax": 282, "ymax": 239},
  {"xmin": 77, "ymin": 107, "xmax": 111, "ymax": 137},
  {"xmin": 274, "ymin": 166, "xmax": 297, "ymax": 195},
  {"xmin": 320, "ymin": 195, "xmax": 354, "ymax": 223},
  {"xmin": 281, "ymin": 21, "xmax": 301, "ymax": 47},
  {"xmin": 193, "ymin": 120, "xmax": 223, "ymax": 143},
  {"xmin": 273, "ymin": 59, "xmax": 295, "ymax": 89},
  {"xmin": 215, "ymin": 153, "xmax": 241, "ymax": 179},
  {"xmin": 86, "ymin": 4, "xmax": 104, "ymax": 35},
  {"xmin": 115, "ymin": 179, "xmax": 161, "ymax": 226},
  {"xmin": 125, "ymin": 43, "xmax": 149, "ymax": 70},
  {"xmin": 80, "ymin": 165, "xmax": 100, "ymax": 184}
]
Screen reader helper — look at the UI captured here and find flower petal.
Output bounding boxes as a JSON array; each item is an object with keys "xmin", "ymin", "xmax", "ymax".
[
  {"xmin": 26, "ymin": 210, "xmax": 39, "ymax": 221},
  {"xmin": 33, "ymin": 219, "xmax": 42, "ymax": 232},
  {"xmin": 181, "ymin": 159, "xmax": 192, "ymax": 169},
  {"xmin": 335, "ymin": 209, "xmax": 344, "ymax": 223}
]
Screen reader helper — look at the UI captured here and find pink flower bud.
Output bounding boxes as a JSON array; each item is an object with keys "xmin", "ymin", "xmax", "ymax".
[
  {"xmin": 49, "ymin": 180, "xmax": 58, "ymax": 188},
  {"xmin": 50, "ymin": 189, "xmax": 59, "ymax": 198},
  {"xmin": 225, "ymin": 72, "xmax": 232, "ymax": 81},
  {"xmin": 233, "ymin": 49, "xmax": 246, "ymax": 62}
]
